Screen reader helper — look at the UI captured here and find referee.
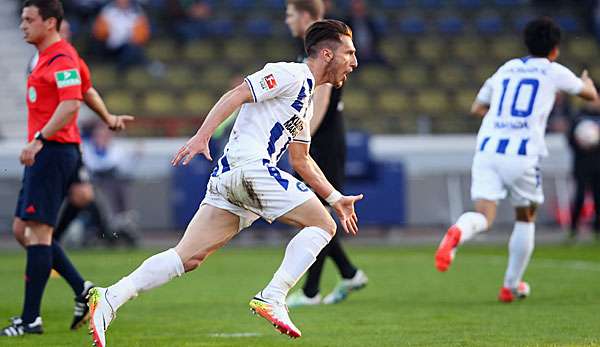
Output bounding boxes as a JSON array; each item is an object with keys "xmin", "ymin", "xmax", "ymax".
[
  {"xmin": 285, "ymin": 0, "xmax": 367, "ymax": 307},
  {"xmin": 1, "ymin": 0, "xmax": 113, "ymax": 337}
]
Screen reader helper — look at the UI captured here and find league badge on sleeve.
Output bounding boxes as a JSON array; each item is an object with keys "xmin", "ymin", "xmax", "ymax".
[
  {"xmin": 260, "ymin": 74, "xmax": 278, "ymax": 91},
  {"xmin": 55, "ymin": 69, "xmax": 81, "ymax": 88}
]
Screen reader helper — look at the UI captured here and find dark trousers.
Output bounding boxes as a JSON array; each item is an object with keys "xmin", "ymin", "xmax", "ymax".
[{"xmin": 571, "ymin": 169, "xmax": 600, "ymax": 234}]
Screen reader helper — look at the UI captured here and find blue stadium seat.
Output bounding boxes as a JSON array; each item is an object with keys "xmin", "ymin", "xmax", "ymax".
[
  {"xmin": 381, "ymin": 0, "xmax": 409, "ymax": 9},
  {"xmin": 372, "ymin": 16, "xmax": 389, "ymax": 36},
  {"xmin": 245, "ymin": 18, "xmax": 273, "ymax": 36},
  {"xmin": 418, "ymin": 0, "xmax": 443, "ymax": 8},
  {"xmin": 555, "ymin": 15, "xmax": 580, "ymax": 33},
  {"xmin": 475, "ymin": 15, "xmax": 504, "ymax": 34},
  {"xmin": 398, "ymin": 16, "xmax": 427, "ymax": 35},
  {"xmin": 457, "ymin": 0, "xmax": 482, "ymax": 9},
  {"xmin": 207, "ymin": 19, "xmax": 234, "ymax": 37},
  {"xmin": 437, "ymin": 15, "xmax": 465, "ymax": 35},
  {"xmin": 228, "ymin": 0, "xmax": 254, "ymax": 10},
  {"xmin": 263, "ymin": 0, "xmax": 285, "ymax": 9},
  {"xmin": 513, "ymin": 13, "xmax": 535, "ymax": 31},
  {"xmin": 494, "ymin": 0, "xmax": 524, "ymax": 6}
]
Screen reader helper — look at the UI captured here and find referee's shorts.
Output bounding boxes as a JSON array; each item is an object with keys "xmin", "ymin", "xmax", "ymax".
[{"xmin": 15, "ymin": 141, "xmax": 81, "ymax": 227}]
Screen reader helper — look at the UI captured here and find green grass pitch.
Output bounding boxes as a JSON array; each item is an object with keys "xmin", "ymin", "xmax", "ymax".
[{"xmin": 1, "ymin": 244, "xmax": 599, "ymax": 346}]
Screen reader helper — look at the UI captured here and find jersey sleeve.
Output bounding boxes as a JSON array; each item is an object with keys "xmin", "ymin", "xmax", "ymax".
[
  {"xmin": 551, "ymin": 63, "xmax": 584, "ymax": 95},
  {"xmin": 49, "ymin": 55, "xmax": 83, "ymax": 101},
  {"xmin": 292, "ymin": 103, "xmax": 313, "ymax": 144},
  {"xmin": 79, "ymin": 58, "xmax": 92, "ymax": 94},
  {"xmin": 475, "ymin": 77, "xmax": 494, "ymax": 105},
  {"xmin": 244, "ymin": 63, "xmax": 299, "ymax": 103}
]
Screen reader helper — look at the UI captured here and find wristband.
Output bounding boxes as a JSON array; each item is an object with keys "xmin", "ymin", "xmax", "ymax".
[{"xmin": 325, "ymin": 190, "xmax": 342, "ymax": 206}]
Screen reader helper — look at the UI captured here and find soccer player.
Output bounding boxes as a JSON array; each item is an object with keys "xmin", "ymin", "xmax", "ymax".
[
  {"xmin": 284, "ymin": 0, "xmax": 367, "ymax": 308},
  {"xmin": 435, "ymin": 17, "xmax": 598, "ymax": 302},
  {"xmin": 0, "ymin": 0, "xmax": 127, "ymax": 337},
  {"xmin": 88, "ymin": 19, "xmax": 360, "ymax": 346}
]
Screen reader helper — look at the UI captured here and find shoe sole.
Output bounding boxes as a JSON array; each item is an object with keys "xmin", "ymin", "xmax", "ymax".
[
  {"xmin": 249, "ymin": 300, "xmax": 301, "ymax": 339},
  {"xmin": 435, "ymin": 227, "xmax": 461, "ymax": 272},
  {"xmin": 70, "ymin": 310, "xmax": 91, "ymax": 330},
  {"xmin": 87, "ymin": 288, "xmax": 104, "ymax": 347}
]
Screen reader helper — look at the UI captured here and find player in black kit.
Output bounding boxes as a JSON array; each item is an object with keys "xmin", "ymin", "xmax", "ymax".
[{"xmin": 285, "ymin": 0, "xmax": 367, "ymax": 307}]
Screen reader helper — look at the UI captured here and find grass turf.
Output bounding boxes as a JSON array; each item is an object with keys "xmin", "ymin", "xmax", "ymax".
[{"xmin": 0, "ymin": 243, "xmax": 599, "ymax": 346}]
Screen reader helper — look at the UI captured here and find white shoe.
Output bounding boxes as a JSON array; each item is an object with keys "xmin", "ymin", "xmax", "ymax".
[
  {"xmin": 286, "ymin": 291, "xmax": 322, "ymax": 308},
  {"xmin": 323, "ymin": 269, "xmax": 368, "ymax": 305},
  {"xmin": 249, "ymin": 292, "xmax": 301, "ymax": 338},
  {"xmin": 88, "ymin": 287, "xmax": 116, "ymax": 347}
]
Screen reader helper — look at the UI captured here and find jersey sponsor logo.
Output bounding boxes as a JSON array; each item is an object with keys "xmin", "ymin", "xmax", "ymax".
[
  {"xmin": 28, "ymin": 86, "xmax": 37, "ymax": 103},
  {"xmin": 283, "ymin": 114, "xmax": 304, "ymax": 137},
  {"xmin": 55, "ymin": 69, "xmax": 81, "ymax": 88},
  {"xmin": 260, "ymin": 74, "xmax": 277, "ymax": 91},
  {"xmin": 25, "ymin": 204, "xmax": 36, "ymax": 214},
  {"xmin": 494, "ymin": 120, "xmax": 529, "ymax": 129},
  {"xmin": 296, "ymin": 181, "xmax": 309, "ymax": 192}
]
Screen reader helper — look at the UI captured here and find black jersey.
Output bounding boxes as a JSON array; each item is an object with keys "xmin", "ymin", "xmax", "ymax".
[{"xmin": 295, "ymin": 44, "xmax": 346, "ymax": 190}]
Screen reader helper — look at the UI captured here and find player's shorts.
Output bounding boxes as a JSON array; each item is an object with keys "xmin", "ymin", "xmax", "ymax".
[
  {"xmin": 201, "ymin": 159, "xmax": 315, "ymax": 231},
  {"xmin": 15, "ymin": 142, "xmax": 81, "ymax": 226},
  {"xmin": 470, "ymin": 152, "xmax": 543, "ymax": 207},
  {"xmin": 71, "ymin": 156, "xmax": 91, "ymax": 184}
]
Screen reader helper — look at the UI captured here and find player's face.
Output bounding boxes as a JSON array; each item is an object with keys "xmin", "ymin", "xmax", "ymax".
[
  {"xmin": 326, "ymin": 35, "xmax": 358, "ymax": 88},
  {"xmin": 285, "ymin": 5, "xmax": 310, "ymax": 38},
  {"xmin": 20, "ymin": 6, "xmax": 52, "ymax": 44}
]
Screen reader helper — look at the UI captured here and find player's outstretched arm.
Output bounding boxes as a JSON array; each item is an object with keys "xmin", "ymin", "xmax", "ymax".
[
  {"xmin": 288, "ymin": 142, "xmax": 363, "ymax": 234},
  {"xmin": 84, "ymin": 87, "xmax": 135, "ymax": 131},
  {"xmin": 171, "ymin": 82, "xmax": 253, "ymax": 166},
  {"xmin": 578, "ymin": 70, "xmax": 598, "ymax": 101}
]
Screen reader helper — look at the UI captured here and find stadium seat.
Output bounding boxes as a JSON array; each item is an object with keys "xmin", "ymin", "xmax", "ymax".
[
  {"xmin": 416, "ymin": 89, "xmax": 449, "ymax": 116},
  {"xmin": 263, "ymin": 40, "xmax": 296, "ymax": 61},
  {"xmin": 342, "ymin": 88, "xmax": 371, "ymax": 114},
  {"xmin": 415, "ymin": 37, "xmax": 445, "ymax": 62},
  {"xmin": 398, "ymin": 15, "xmax": 427, "ymax": 35},
  {"xmin": 90, "ymin": 65, "xmax": 117, "ymax": 90},
  {"xmin": 590, "ymin": 66, "xmax": 600, "ymax": 81},
  {"xmin": 165, "ymin": 65, "xmax": 195, "ymax": 89},
  {"xmin": 451, "ymin": 36, "xmax": 485, "ymax": 63},
  {"xmin": 491, "ymin": 36, "xmax": 523, "ymax": 61},
  {"xmin": 104, "ymin": 90, "xmax": 136, "ymax": 115},
  {"xmin": 227, "ymin": 0, "xmax": 253, "ymax": 11},
  {"xmin": 475, "ymin": 14, "xmax": 504, "ymax": 35},
  {"xmin": 473, "ymin": 64, "xmax": 498, "ymax": 84},
  {"xmin": 182, "ymin": 90, "xmax": 215, "ymax": 116},
  {"xmin": 513, "ymin": 13, "xmax": 535, "ymax": 32},
  {"xmin": 201, "ymin": 66, "xmax": 234, "ymax": 90},
  {"xmin": 436, "ymin": 15, "xmax": 465, "ymax": 35},
  {"xmin": 245, "ymin": 18, "xmax": 273, "ymax": 37},
  {"xmin": 146, "ymin": 39, "xmax": 177, "ymax": 62},
  {"xmin": 377, "ymin": 90, "xmax": 411, "ymax": 114},
  {"xmin": 381, "ymin": 0, "xmax": 409, "ymax": 9},
  {"xmin": 454, "ymin": 88, "xmax": 477, "ymax": 111},
  {"xmin": 225, "ymin": 39, "xmax": 256, "ymax": 64},
  {"xmin": 379, "ymin": 38, "xmax": 408, "ymax": 62},
  {"xmin": 566, "ymin": 37, "xmax": 599, "ymax": 62},
  {"xmin": 357, "ymin": 67, "xmax": 393, "ymax": 88},
  {"xmin": 396, "ymin": 64, "xmax": 430, "ymax": 88},
  {"xmin": 183, "ymin": 41, "xmax": 217, "ymax": 63},
  {"xmin": 556, "ymin": 15, "xmax": 580, "ymax": 33},
  {"xmin": 125, "ymin": 67, "xmax": 157, "ymax": 90},
  {"xmin": 207, "ymin": 19, "xmax": 234, "ymax": 37},
  {"xmin": 436, "ymin": 64, "xmax": 469, "ymax": 88},
  {"xmin": 143, "ymin": 91, "xmax": 178, "ymax": 116},
  {"xmin": 457, "ymin": 0, "xmax": 482, "ymax": 9}
]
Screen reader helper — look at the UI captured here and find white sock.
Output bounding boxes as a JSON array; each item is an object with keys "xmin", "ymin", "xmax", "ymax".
[
  {"xmin": 504, "ymin": 222, "xmax": 535, "ymax": 289},
  {"xmin": 261, "ymin": 227, "xmax": 332, "ymax": 303},
  {"xmin": 455, "ymin": 212, "xmax": 488, "ymax": 244},
  {"xmin": 107, "ymin": 248, "xmax": 184, "ymax": 310}
]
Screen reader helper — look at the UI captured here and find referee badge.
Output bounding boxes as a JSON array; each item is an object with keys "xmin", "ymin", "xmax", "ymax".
[{"xmin": 55, "ymin": 69, "xmax": 81, "ymax": 88}]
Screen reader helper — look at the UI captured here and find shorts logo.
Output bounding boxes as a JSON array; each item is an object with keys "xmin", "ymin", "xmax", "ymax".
[
  {"xmin": 28, "ymin": 86, "xmax": 36, "ymax": 103},
  {"xmin": 55, "ymin": 69, "xmax": 81, "ymax": 88},
  {"xmin": 25, "ymin": 204, "xmax": 36, "ymax": 214},
  {"xmin": 296, "ymin": 181, "xmax": 309, "ymax": 192},
  {"xmin": 260, "ymin": 74, "xmax": 277, "ymax": 91}
]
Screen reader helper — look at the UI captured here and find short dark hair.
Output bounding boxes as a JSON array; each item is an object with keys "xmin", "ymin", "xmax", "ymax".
[
  {"xmin": 524, "ymin": 17, "xmax": 561, "ymax": 57},
  {"xmin": 287, "ymin": 0, "xmax": 324, "ymax": 20},
  {"xmin": 22, "ymin": 0, "xmax": 64, "ymax": 31},
  {"xmin": 304, "ymin": 19, "xmax": 352, "ymax": 57}
]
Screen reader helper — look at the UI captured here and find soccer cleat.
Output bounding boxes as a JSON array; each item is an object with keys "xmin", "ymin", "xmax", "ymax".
[
  {"xmin": 71, "ymin": 280, "xmax": 95, "ymax": 330},
  {"xmin": 435, "ymin": 225, "xmax": 462, "ymax": 272},
  {"xmin": 286, "ymin": 291, "xmax": 322, "ymax": 308},
  {"xmin": 0, "ymin": 316, "xmax": 43, "ymax": 336},
  {"xmin": 323, "ymin": 269, "xmax": 369, "ymax": 305},
  {"xmin": 88, "ymin": 287, "xmax": 116, "ymax": 347},
  {"xmin": 498, "ymin": 282, "xmax": 530, "ymax": 303},
  {"xmin": 249, "ymin": 292, "xmax": 301, "ymax": 338}
]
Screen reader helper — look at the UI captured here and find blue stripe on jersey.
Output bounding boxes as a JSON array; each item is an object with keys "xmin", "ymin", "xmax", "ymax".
[
  {"xmin": 291, "ymin": 85, "xmax": 307, "ymax": 112},
  {"xmin": 479, "ymin": 137, "xmax": 491, "ymax": 151},
  {"xmin": 496, "ymin": 139, "xmax": 509, "ymax": 154},
  {"xmin": 519, "ymin": 56, "xmax": 531, "ymax": 64},
  {"xmin": 221, "ymin": 155, "xmax": 230, "ymax": 173},
  {"xmin": 244, "ymin": 77, "xmax": 257, "ymax": 102},
  {"xmin": 518, "ymin": 139, "xmax": 528, "ymax": 156},
  {"xmin": 267, "ymin": 122, "xmax": 285, "ymax": 158},
  {"xmin": 211, "ymin": 162, "xmax": 219, "ymax": 177},
  {"xmin": 306, "ymin": 78, "xmax": 313, "ymax": 93}
]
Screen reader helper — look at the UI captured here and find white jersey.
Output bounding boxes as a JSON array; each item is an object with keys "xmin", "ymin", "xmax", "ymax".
[
  {"xmin": 212, "ymin": 62, "xmax": 314, "ymax": 175},
  {"xmin": 475, "ymin": 57, "xmax": 583, "ymax": 157}
]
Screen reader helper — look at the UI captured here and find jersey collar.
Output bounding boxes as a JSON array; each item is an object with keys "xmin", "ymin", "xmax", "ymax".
[{"xmin": 39, "ymin": 39, "xmax": 66, "ymax": 57}]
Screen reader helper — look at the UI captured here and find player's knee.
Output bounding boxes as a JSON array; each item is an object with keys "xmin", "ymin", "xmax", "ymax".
[
  {"xmin": 182, "ymin": 251, "xmax": 210, "ymax": 273},
  {"xmin": 12, "ymin": 219, "xmax": 26, "ymax": 247},
  {"xmin": 319, "ymin": 215, "xmax": 337, "ymax": 237},
  {"xmin": 516, "ymin": 204, "xmax": 537, "ymax": 222},
  {"xmin": 70, "ymin": 184, "xmax": 94, "ymax": 207}
]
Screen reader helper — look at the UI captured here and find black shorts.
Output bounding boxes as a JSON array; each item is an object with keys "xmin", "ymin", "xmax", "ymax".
[
  {"xmin": 72, "ymin": 156, "xmax": 91, "ymax": 184},
  {"xmin": 15, "ymin": 142, "xmax": 81, "ymax": 227}
]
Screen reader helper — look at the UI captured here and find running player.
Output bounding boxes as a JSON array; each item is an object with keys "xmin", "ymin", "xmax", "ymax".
[
  {"xmin": 88, "ymin": 19, "xmax": 361, "ymax": 346},
  {"xmin": 284, "ymin": 0, "xmax": 367, "ymax": 308},
  {"xmin": 1, "ymin": 0, "xmax": 119, "ymax": 337},
  {"xmin": 435, "ymin": 17, "xmax": 598, "ymax": 302}
]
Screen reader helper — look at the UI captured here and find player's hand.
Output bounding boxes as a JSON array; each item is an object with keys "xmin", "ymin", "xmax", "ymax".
[
  {"xmin": 171, "ymin": 133, "xmax": 212, "ymax": 166},
  {"xmin": 108, "ymin": 114, "xmax": 135, "ymax": 131},
  {"xmin": 332, "ymin": 194, "xmax": 364, "ymax": 235},
  {"xmin": 581, "ymin": 69, "xmax": 592, "ymax": 82},
  {"xmin": 19, "ymin": 139, "xmax": 43, "ymax": 166}
]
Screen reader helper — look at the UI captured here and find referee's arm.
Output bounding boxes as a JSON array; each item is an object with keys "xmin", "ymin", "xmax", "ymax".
[
  {"xmin": 39, "ymin": 99, "xmax": 81, "ymax": 138},
  {"xmin": 84, "ymin": 87, "xmax": 134, "ymax": 131}
]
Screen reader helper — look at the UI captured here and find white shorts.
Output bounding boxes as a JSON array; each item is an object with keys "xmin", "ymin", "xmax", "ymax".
[
  {"xmin": 201, "ymin": 160, "xmax": 315, "ymax": 231},
  {"xmin": 470, "ymin": 152, "xmax": 544, "ymax": 207}
]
